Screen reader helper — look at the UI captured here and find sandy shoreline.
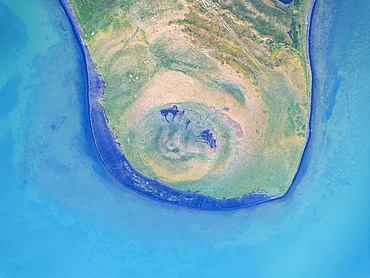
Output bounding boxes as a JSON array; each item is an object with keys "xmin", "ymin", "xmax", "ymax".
[
  {"xmin": 58, "ymin": 0, "xmax": 316, "ymax": 210},
  {"xmin": 281, "ymin": 0, "xmax": 317, "ymax": 199}
]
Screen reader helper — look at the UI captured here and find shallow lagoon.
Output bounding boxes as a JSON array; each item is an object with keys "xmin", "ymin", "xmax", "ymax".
[{"xmin": 0, "ymin": 0, "xmax": 369, "ymax": 277}]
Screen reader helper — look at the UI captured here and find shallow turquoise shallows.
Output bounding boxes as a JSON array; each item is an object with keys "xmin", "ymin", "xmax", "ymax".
[{"xmin": 0, "ymin": 0, "xmax": 369, "ymax": 277}]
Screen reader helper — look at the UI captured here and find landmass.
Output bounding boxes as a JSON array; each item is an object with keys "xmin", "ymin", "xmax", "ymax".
[{"xmin": 60, "ymin": 0, "xmax": 314, "ymax": 209}]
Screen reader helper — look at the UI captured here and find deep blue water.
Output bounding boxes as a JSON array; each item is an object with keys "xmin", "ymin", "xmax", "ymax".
[
  {"xmin": 279, "ymin": 0, "xmax": 293, "ymax": 4},
  {"xmin": 0, "ymin": 0, "xmax": 369, "ymax": 277}
]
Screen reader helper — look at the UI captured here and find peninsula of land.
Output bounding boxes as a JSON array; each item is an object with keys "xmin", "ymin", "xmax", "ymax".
[{"xmin": 60, "ymin": 0, "xmax": 314, "ymax": 209}]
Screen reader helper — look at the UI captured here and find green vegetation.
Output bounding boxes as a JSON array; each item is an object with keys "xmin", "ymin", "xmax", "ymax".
[
  {"xmin": 68, "ymin": 0, "xmax": 312, "ymax": 199},
  {"xmin": 213, "ymin": 0, "xmax": 291, "ymax": 44},
  {"xmin": 69, "ymin": 0, "xmax": 134, "ymax": 37}
]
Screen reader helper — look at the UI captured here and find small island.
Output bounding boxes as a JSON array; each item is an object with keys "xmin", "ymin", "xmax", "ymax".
[{"xmin": 60, "ymin": 0, "xmax": 314, "ymax": 209}]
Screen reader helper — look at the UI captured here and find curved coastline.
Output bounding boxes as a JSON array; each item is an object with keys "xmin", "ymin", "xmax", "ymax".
[
  {"xmin": 59, "ymin": 0, "xmax": 315, "ymax": 210},
  {"xmin": 278, "ymin": 0, "xmax": 317, "ymax": 201}
]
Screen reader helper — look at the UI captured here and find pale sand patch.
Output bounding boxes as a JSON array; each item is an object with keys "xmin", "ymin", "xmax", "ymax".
[
  {"xmin": 87, "ymin": 0, "xmax": 190, "ymax": 64},
  {"xmin": 142, "ymin": 153, "xmax": 214, "ymax": 182},
  {"xmin": 86, "ymin": 26, "xmax": 135, "ymax": 65},
  {"xmin": 120, "ymin": 70, "xmax": 229, "ymax": 126},
  {"xmin": 261, "ymin": 0, "xmax": 276, "ymax": 9},
  {"xmin": 145, "ymin": 24, "xmax": 189, "ymax": 44},
  {"xmin": 129, "ymin": 1, "xmax": 189, "ymax": 28},
  {"xmin": 92, "ymin": 29, "xmax": 142, "ymax": 64},
  {"xmin": 210, "ymin": 55, "xmax": 269, "ymax": 151},
  {"xmin": 104, "ymin": 29, "xmax": 139, "ymax": 57},
  {"xmin": 275, "ymin": 56, "xmax": 308, "ymax": 104}
]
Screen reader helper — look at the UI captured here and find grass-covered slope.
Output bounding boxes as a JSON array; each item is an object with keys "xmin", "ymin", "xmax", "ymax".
[{"xmin": 68, "ymin": 0, "xmax": 312, "ymax": 199}]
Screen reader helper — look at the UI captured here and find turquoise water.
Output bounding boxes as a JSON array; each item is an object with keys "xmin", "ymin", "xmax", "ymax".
[{"xmin": 0, "ymin": 0, "xmax": 369, "ymax": 277}]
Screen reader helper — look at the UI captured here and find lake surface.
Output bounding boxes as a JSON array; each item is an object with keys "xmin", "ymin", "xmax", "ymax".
[
  {"xmin": 278, "ymin": 0, "xmax": 293, "ymax": 4},
  {"xmin": 0, "ymin": 0, "xmax": 369, "ymax": 277}
]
